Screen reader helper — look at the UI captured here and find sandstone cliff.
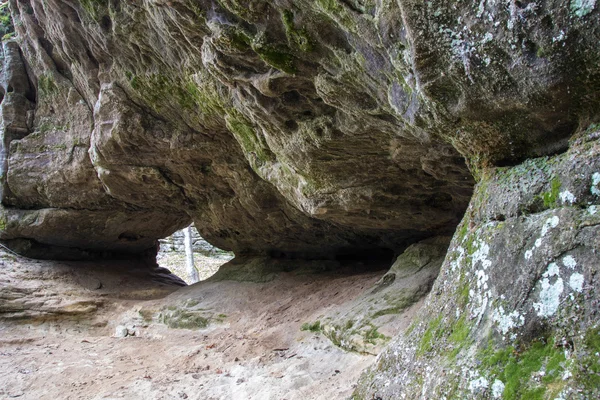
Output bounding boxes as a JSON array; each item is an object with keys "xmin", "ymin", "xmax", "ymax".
[{"xmin": 0, "ymin": 0, "xmax": 599, "ymax": 398}]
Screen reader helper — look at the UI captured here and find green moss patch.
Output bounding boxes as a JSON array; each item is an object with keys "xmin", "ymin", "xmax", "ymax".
[
  {"xmin": 282, "ymin": 10, "xmax": 314, "ymax": 52},
  {"xmin": 301, "ymin": 320, "xmax": 322, "ymax": 332},
  {"xmin": 479, "ymin": 337, "xmax": 567, "ymax": 399},
  {"xmin": 417, "ymin": 315, "xmax": 444, "ymax": 356},
  {"xmin": 541, "ymin": 177, "xmax": 561, "ymax": 208},
  {"xmin": 38, "ymin": 74, "xmax": 58, "ymax": 97},
  {"xmin": 225, "ymin": 113, "xmax": 275, "ymax": 164},
  {"xmin": 575, "ymin": 327, "xmax": 600, "ymax": 391}
]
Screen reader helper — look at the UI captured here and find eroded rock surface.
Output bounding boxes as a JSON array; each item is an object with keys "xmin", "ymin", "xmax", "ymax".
[
  {"xmin": 354, "ymin": 126, "xmax": 600, "ymax": 399},
  {"xmin": 0, "ymin": 1, "xmax": 600, "ymax": 398},
  {"xmin": 1, "ymin": 0, "xmax": 597, "ymax": 259}
]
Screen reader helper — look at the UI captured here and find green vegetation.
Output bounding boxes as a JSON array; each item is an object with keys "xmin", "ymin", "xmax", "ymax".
[
  {"xmin": 216, "ymin": 0, "xmax": 259, "ymax": 22},
  {"xmin": 252, "ymin": 43, "xmax": 297, "ymax": 74},
  {"xmin": 222, "ymin": 27, "xmax": 252, "ymax": 51},
  {"xmin": 161, "ymin": 309, "xmax": 209, "ymax": 329},
  {"xmin": 447, "ymin": 315, "xmax": 471, "ymax": 359},
  {"xmin": 456, "ymin": 222, "xmax": 469, "ymax": 244},
  {"xmin": 364, "ymin": 325, "xmax": 388, "ymax": 344},
  {"xmin": 225, "ymin": 113, "xmax": 275, "ymax": 164},
  {"xmin": 576, "ymin": 327, "xmax": 600, "ymax": 391},
  {"xmin": 541, "ymin": 177, "xmax": 561, "ymax": 208},
  {"xmin": 417, "ymin": 315, "xmax": 444, "ymax": 356},
  {"xmin": 315, "ymin": 0, "xmax": 356, "ymax": 32},
  {"xmin": 0, "ymin": 1, "xmax": 14, "ymax": 39},
  {"xmin": 80, "ymin": 0, "xmax": 108, "ymax": 21},
  {"xmin": 282, "ymin": 10, "xmax": 314, "ymax": 52},
  {"xmin": 138, "ymin": 309, "xmax": 155, "ymax": 322},
  {"xmin": 301, "ymin": 320, "xmax": 322, "ymax": 332},
  {"xmin": 125, "ymin": 71, "xmax": 227, "ymax": 123},
  {"xmin": 38, "ymin": 74, "xmax": 58, "ymax": 96},
  {"xmin": 479, "ymin": 337, "xmax": 567, "ymax": 399},
  {"xmin": 416, "ymin": 312, "xmax": 473, "ymax": 359}
]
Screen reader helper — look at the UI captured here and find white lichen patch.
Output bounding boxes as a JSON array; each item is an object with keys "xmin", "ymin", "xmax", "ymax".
[
  {"xmin": 541, "ymin": 216, "xmax": 560, "ymax": 237},
  {"xmin": 592, "ymin": 172, "xmax": 600, "ymax": 196},
  {"xmin": 476, "ymin": 269, "xmax": 489, "ymax": 291},
  {"xmin": 467, "ymin": 238, "xmax": 493, "ymax": 324},
  {"xmin": 493, "ymin": 306, "xmax": 524, "ymax": 339},
  {"xmin": 559, "ymin": 190, "xmax": 576, "ymax": 204},
  {"xmin": 450, "ymin": 246, "xmax": 466, "ymax": 272},
  {"xmin": 589, "ymin": 205, "xmax": 598, "ymax": 215},
  {"xmin": 533, "ymin": 263, "xmax": 564, "ymax": 318},
  {"xmin": 562, "ymin": 255, "xmax": 577, "ymax": 270},
  {"xmin": 569, "ymin": 273, "xmax": 584, "ymax": 293},
  {"xmin": 524, "ymin": 215, "xmax": 560, "ymax": 260},
  {"xmin": 469, "ymin": 376, "xmax": 489, "ymax": 393},
  {"xmin": 491, "ymin": 379, "xmax": 505, "ymax": 399},
  {"xmin": 470, "ymin": 289, "xmax": 489, "ymax": 326},
  {"xmin": 472, "ymin": 240, "xmax": 492, "ymax": 269},
  {"xmin": 570, "ymin": 0, "xmax": 597, "ymax": 17}
]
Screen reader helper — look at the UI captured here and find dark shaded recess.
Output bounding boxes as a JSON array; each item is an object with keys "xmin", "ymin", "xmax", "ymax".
[
  {"xmin": 495, "ymin": 120, "xmax": 576, "ymax": 167},
  {"xmin": 334, "ymin": 247, "xmax": 395, "ymax": 264},
  {"xmin": 1, "ymin": 238, "xmax": 160, "ymax": 265},
  {"xmin": 19, "ymin": 47, "xmax": 37, "ymax": 103},
  {"xmin": 267, "ymin": 246, "xmax": 395, "ymax": 266},
  {"xmin": 100, "ymin": 15, "xmax": 111, "ymax": 31},
  {"xmin": 61, "ymin": 1, "xmax": 81, "ymax": 24}
]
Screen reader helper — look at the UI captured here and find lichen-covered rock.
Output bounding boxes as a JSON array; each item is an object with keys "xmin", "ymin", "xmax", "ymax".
[
  {"xmin": 353, "ymin": 126, "xmax": 600, "ymax": 399},
  {"xmin": 0, "ymin": 1, "xmax": 598, "ymax": 395}
]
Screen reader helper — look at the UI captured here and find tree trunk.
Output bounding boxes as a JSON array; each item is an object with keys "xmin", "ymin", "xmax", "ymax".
[{"xmin": 184, "ymin": 226, "xmax": 199, "ymax": 283}]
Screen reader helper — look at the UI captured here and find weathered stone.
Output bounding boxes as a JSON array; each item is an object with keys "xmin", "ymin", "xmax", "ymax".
[
  {"xmin": 0, "ymin": 249, "xmax": 185, "ymax": 321},
  {"xmin": 0, "ymin": 1, "xmax": 599, "ymax": 396},
  {"xmin": 353, "ymin": 126, "xmax": 600, "ymax": 399},
  {"xmin": 307, "ymin": 236, "xmax": 449, "ymax": 355},
  {"xmin": 114, "ymin": 325, "xmax": 128, "ymax": 338}
]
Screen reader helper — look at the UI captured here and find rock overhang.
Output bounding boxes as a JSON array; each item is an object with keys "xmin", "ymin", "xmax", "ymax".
[{"xmin": 0, "ymin": 0, "xmax": 597, "ymax": 261}]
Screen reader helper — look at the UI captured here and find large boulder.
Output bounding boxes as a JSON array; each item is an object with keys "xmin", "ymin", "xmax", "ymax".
[{"xmin": 354, "ymin": 126, "xmax": 600, "ymax": 399}]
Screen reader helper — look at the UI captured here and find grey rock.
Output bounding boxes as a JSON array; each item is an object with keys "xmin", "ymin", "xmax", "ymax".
[
  {"xmin": 354, "ymin": 127, "xmax": 600, "ymax": 399},
  {"xmin": 114, "ymin": 325, "xmax": 128, "ymax": 338}
]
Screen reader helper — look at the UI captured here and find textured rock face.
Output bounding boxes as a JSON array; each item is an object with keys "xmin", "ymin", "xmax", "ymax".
[
  {"xmin": 2, "ymin": 1, "xmax": 599, "ymax": 258},
  {"xmin": 0, "ymin": 250, "xmax": 185, "ymax": 321},
  {"xmin": 354, "ymin": 127, "xmax": 600, "ymax": 398},
  {"xmin": 0, "ymin": 1, "xmax": 599, "ymax": 396}
]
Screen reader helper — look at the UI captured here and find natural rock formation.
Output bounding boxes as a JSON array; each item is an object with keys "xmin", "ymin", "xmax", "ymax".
[
  {"xmin": 157, "ymin": 224, "xmax": 234, "ymax": 282},
  {"xmin": 1, "ymin": 0, "xmax": 600, "ymax": 398},
  {"xmin": 1, "ymin": 0, "xmax": 597, "ymax": 260},
  {"xmin": 2, "ymin": 0, "xmax": 599, "ymax": 260},
  {"xmin": 0, "ymin": 250, "xmax": 185, "ymax": 321},
  {"xmin": 354, "ymin": 127, "xmax": 600, "ymax": 398}
]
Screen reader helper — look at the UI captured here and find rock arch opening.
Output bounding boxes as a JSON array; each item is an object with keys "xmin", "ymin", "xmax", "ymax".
[{"xmin": 157, "ymin": 224, "xmax": 234, "ymax": 284}]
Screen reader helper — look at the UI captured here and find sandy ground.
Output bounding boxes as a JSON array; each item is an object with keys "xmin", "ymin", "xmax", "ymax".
[{"xmin": 0, "ymin": 254, "xmax": 421, "ymax": 400}]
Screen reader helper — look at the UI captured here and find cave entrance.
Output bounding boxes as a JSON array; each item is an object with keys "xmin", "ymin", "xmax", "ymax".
[{"xmin": 157, "ymin": 224, "xmax": 234, "ymax": 284}]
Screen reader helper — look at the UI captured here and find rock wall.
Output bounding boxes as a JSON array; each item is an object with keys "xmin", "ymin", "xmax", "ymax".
[{"xmin": 354, "ymin": 127, "xmax": 600, "ymax": 398}]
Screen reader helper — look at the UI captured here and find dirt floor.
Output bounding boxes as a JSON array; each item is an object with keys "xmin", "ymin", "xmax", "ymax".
[{"xmin": 0, "ymin": 252, "xmax": 421, "ymax": 400}]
